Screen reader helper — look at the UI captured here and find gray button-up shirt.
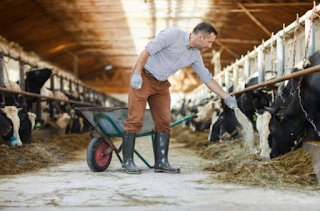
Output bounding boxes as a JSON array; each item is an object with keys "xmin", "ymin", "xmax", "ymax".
[{"xmin": 145, "ymin": 27, "xmax": 213, "ymax": 83}]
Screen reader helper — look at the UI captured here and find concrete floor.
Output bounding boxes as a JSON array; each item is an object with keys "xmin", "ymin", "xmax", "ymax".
[{"xmin": 0, "ymin": 136, "xmax": 320, "ymax": 211}]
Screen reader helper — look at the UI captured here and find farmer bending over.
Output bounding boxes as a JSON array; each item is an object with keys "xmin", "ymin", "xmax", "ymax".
[{"xmin": 122, "ymin": 22, "xmax": 237, "ymax": 174}]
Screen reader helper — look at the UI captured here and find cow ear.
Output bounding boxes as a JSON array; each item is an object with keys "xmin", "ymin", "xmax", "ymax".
[{"xmin": 17, "ymin": 108, "xmax": 23, "ymax": 112}]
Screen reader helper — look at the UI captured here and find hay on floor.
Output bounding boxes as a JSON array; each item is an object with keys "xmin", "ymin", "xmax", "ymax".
[
  {"xmin": 171, "ymin": 125, "xmax": 319, "ymax": 189},
  {"xmin": 0, "ymin": 133, "xmax": 93, "ymax": 175}
]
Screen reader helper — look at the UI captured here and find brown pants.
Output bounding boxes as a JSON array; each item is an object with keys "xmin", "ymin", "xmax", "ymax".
[{"xmin": 124, "ymin": 70, "xmax": 171, "ymax": 133}]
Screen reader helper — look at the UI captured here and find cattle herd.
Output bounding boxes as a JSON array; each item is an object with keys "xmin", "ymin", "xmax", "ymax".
[
  {"xmin": 0, "ymin": 68, "xmax": 102, "ymax": 148},
  {"xmin": 172, "ymin": 51, "xmax": 320, "ymax": 159},
  {"xmin": 2, "ymin": 51, "xmax": 320, "ymax": 160}
]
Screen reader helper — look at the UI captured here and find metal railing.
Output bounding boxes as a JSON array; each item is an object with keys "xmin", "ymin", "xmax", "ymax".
[{"xmin": 182, "ymin": 2, "xmax": 320, "ymax": 106}]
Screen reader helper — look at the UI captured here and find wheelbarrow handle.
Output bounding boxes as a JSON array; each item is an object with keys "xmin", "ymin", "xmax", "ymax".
[{"xmin": 170, "ymin": 115, "xmax": 198, "ymax": 128}]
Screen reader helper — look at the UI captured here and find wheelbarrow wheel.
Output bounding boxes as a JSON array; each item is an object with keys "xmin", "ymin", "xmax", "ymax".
[{"xmin": 87, "ymin": 136, "xmax": 113, "ymax": 172}]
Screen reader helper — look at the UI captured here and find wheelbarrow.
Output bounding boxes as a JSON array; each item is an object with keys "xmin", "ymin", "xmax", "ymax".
[{"xmin": 75, "ymin": 107, "xmax": 197, "ymax": 172}]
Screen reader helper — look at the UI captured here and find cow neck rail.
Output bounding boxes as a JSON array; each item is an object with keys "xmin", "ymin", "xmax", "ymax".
[
  {"xmin": 0, "ymin": 51, "xmax": 38, "ymax": 68},
  {"xmin": 0, "ymin": 52, "xmax": 105, "ymax": 99},
  {"xmin": 0, "ymin": 87, "xmax": 98, "ymax": 107},
  {"xmin": 230, "ymin": 64, "xmax": 320, "ymax": 96}
]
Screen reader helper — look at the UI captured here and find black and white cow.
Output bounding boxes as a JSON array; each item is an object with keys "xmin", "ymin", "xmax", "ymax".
[
  {"xmin": 0, "ymin": 110, "xmax": 13, "ymax": 138},
  {"xmin": 208, "ymin": 75, "xmax": 271, "ymax": 142},
  {"xmin": 256, "ymin": 51, "xmax": 320, "ymax": 159},
  {"xmin": 191, "ymin": 99, "xmax": 219, "ymax": 132},
  {"xmin": 24, "ymin": 68, "xmax": 52, "ymax": 94},
  {"xmin": 0, "ymin": 106, "xmax": 35, "ymax": 147}
]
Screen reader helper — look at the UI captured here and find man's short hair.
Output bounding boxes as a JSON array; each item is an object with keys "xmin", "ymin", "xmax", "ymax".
[{"xmin": 192, "ymin": 22, "xmax": 219, "ymax": 37}]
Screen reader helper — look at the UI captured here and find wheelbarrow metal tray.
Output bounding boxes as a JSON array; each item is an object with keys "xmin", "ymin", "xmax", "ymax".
[{"xmin": 75, "ymin": 107, "xmax": 155, "ymax": 136}]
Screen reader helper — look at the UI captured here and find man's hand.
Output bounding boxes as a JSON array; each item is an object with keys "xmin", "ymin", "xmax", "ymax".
[
  {"xmin": 225, "ymin": 96, "xmax": 237, "ymax": 109},
  {"xmin": 131, "ymin": 73, "xmax": 143, "ymax": 89}
]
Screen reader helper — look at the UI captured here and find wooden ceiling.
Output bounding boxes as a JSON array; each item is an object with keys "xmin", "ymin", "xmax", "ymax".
[{"xmin": 0, "ymin": 0, "xmax": 314, "ymax": 93}]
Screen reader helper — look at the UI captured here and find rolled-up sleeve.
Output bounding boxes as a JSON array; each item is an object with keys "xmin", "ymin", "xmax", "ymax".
[
  {"xmin": 145, "ymin": 28, "xmax": 177, "ymax": 56},
  {"xmin": 192, "ymin": 55, "xmax": 213, "ymax": 84}
]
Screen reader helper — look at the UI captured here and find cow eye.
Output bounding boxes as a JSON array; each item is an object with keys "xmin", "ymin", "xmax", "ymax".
[{"xmin": 279, "ymin": 116, "xmax": 284, "ymax": 123}]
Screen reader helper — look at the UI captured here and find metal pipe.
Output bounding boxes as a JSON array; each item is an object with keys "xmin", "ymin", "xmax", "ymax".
[
  {"xmin": 76, "ymin": 82, "xmax": 80, "ymax": 97},
  {"xmin": 220, "ymin": 3, "xmax": 320, "ymax": 77},
  {"xmin": 82, "ymin": 84, "xmax": 86, "ymax": 99},
  {"xmin": 305, "ymin": 12, "xmax": 316, "ymax": 58},
  {"xmin": 230, "ymin": 64, "xmax": 320, "ymax": 96},
  {"xmin": 233, "ymin": 65, "xmax": 238, "ymax": 91},
  {"xmin": 276, "ymin": 35, "xmax": 285, "ymax": 78},
  {"xmin": 244, "ymin": 55, "xmax": 250, "ymax": 81},
  {"xmin": 276, "ymin": 34, "xmax": 285, "ymax": 95},
  {"xmin": 0, "ymin": 53, "xmax": 4, "ymax": 88},
  {"xmin": 0, "ymin": 86, "xmax": 99, "ymax": 106},
  {"xmin": 224, "ymin": 68, "xmax": 230, "ymax": 92},
  {"xmin": 60, "ymin": 76, "xmax": 64, "ymax": 92},
  {"xmin": 2, "ymin": 51, "xmax": 38, "ymax": 68},
  {"xmin": 50, "ymin": 74, "xmax": 55, "ymax": 96},
  {"xmin": 258, "ymin": 47, "xmax": 265, "ymax": 83},
  {"xmin": 218, "ymin": 74, "xmax": 223, "ymax": 87},
  {"xmin": 69, "ymin": 78, "xmax": 72, "ymax": 93},
  {"xmin": 19, "ymin": 59, "xmax": 25, "ymax": 91}
]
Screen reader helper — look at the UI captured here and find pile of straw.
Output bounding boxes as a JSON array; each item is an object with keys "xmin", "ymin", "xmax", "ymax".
[{"xmin": 171, "ymin": 126, "xmax": 319, "ymax": 189}]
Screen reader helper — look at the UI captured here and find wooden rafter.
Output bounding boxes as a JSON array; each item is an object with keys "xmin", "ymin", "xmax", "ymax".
[
  {"xmin": 119, "ymin": 69, "xmax": 129, "ymax": 85},
  {"xmin": 214, "ymin": 40, "xmax": 239, "ymax": 58},
  {"xmin": 238, "ymin": 3, "xmax": 271, "ymax": 37},
  {"xmin": 110, "ymin": 70, "xmax": 122, "ymax": 83},
  {"xmin": 218, "ymin": 38, "xmax": 260, "ymax": 44},
  {"xmin": 101, "ymin": 72, "xmax": 110, "ymax": 83},
  {"xmin": 94, "ymin": 76, "xmax": 105, "ymax": 85},
  {"xmin": 243, "ymin": 3, "xmax": 313, "ymax": 7}
]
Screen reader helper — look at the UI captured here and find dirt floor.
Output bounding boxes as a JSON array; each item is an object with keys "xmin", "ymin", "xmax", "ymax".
[
  {"xmin": 0, "ymin": 131, "xmax": 320, "ymax": 210},
  {"xmin": 0, "ymin": 127, "xmax": 320, "ymax": 210},
  {"xmin": 0, "ymin": 126, "xmax": 319, "ymax": 189}
]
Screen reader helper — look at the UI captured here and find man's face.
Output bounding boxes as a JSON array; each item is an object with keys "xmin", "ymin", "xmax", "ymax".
[{"xmin": 196, "ymin": 32, "xmax": 216, "ymax": 51}]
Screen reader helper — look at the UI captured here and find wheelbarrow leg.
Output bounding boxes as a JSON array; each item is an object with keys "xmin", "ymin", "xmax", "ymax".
[{"xmin": 122, "ymin": 131, "xmax": 142, "ymax": 174}]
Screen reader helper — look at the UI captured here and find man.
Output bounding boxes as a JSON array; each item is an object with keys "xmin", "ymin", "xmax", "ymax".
[{"xmin": 122, "ymin": 22, "xmax": 237, "ymax": 174}]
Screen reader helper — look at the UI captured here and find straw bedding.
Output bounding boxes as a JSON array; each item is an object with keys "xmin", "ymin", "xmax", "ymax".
[
  {"xmin": 0, "ymin": 133, "xmax": 92, "ymax": 175},
  {"xmin": 171, "ymin": 126, "xmax": 319, "ymax": 189}
]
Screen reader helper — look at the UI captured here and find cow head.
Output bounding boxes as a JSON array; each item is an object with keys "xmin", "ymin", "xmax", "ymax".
[
  {"xmin": 267, "ymin": 96, "xmax": 306, "ymax": 158},
  {"xmin": 218, "ymin": 105, "xmax": 240, "ymax": 142},
  {"xmin": 1, "ymin": 106, "xmax": 22, "ymax": 147}
]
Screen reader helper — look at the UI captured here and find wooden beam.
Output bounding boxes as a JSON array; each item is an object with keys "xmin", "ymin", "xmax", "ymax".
[
  {"xmin": 119, "ymin": 69, "xmax": 129, "ymax": 85},
  {"xmin": 238, "ymin": 3, "xmax": 271, "ymax": 37},
  {"xmin": 94, "ymin": 76, "xmax": 105, "ymax": 85},
  {"xmin": 229, "ymin": 9, "xmax": 263, "ymax": 13},
  {"xmin": 214, "ymin": 40, "xmax": 239, "ymax": 58},
  {"xmin": 101, "ymin": 72, "xmax": 110, "ymax": 83},
  {"xmin": 218, "ymin": 38, "xmax": 260, "ymax": 44},
  {"xmin": 111, "ymin": 70, "xmax": 121, "ymax": 82},
  {"xmin": 242, "ymin": 3, "xmax": 313, "ymax": 7}
]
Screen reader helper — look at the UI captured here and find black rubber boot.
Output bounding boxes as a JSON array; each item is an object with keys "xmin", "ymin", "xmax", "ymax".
[
  {"xmin": 154, "ymin": 132, "xmax": 180, "ymax": 173},
  {"xmin": 121, "ymin": 131, "xmax": 142, "ymax": 174}
]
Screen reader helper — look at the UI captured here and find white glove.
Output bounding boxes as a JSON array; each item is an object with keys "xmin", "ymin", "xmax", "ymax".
[
  {"xmin": 131, "ymin": 73, "xmax": 143, "ymax": 89},
  {"xmin": 225, "ymin": 96, "xmax": 238, "ymax": 109}
]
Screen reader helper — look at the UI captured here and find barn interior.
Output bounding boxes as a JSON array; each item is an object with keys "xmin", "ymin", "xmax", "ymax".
[
  {"xmin": 1, "ymin": 1, "xmax": 320, "ymax": 209},
  {"xmin": 0, "ymin": 0, "xmax": 315, "ymax": 98}
]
